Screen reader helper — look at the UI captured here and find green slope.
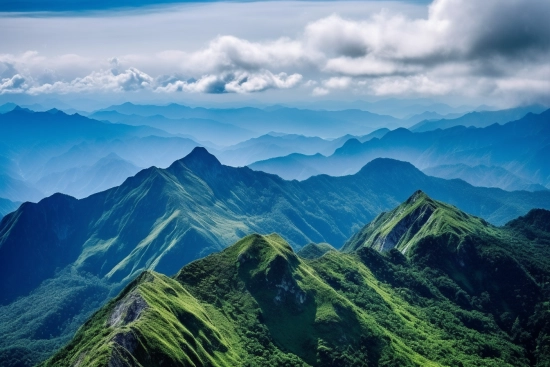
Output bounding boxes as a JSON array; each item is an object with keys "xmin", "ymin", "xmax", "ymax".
[
  {"xmin": 3, "ymin": 149, "xmax": 550, "ymax": 367},
  {"xmin": 40, "ymin": 198, "xmax": 550, "ymax": 367},
  {"xmin": 297, "ymin": 242, "xmax": 336, "ymax": 259}
]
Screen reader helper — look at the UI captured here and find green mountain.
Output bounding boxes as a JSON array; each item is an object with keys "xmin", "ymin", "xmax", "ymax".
[
  {"xmin": 40, "ymin": 194, "xmax": 550, "ymax": 366},
  {"xmin": 297, "ymin": 242, "xmax": 336, "ymax": 259},
  {"xmin": 3, "ymin": 149, "xmax": 550, "ymax": 367}
]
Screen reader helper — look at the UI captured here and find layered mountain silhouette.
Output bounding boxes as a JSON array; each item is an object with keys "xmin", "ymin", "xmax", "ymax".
[
  {"xmin": 0, "ymin": 107, "xmax": 205, "ymax": 202},
  {"xmin": 410, "ymin": 104, "xmax": 546, "ymax": 132},
  {"xmin": 96, "ymin": 102, "xmax": 402, "ymax": 138},
  {"xmin": 217, "ymin": 129, "xmax": 389, "ymax": 167},
  {"xmin": 36, "ymin": 153, "xmax": 141, "ymax": 199},
  {"xmin": 250, "ymin": 109, "xmax": 550, "ymax": 190},
  {"xmin": 424, "ymin": 164, "xmax": 547, "ymax": 192},
  {"xmin": 38, "ymin": 192, "xmax": 550, "ymax": 367}
]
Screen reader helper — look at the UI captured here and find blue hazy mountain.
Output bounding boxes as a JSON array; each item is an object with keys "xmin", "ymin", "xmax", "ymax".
[
  {"xmin": 424, "ymin": 164, "xmax": 547, "ymax": 192},
  {"xmin": 96, "ymin": 102, "xmax": 402, "ymax": 138},
  {"xmin": 217, "ymin": 129, "xmax": 389, "ymax": 167},
  {"xmin": 411, "ymin": 104, "xmax": 546, "ymax": 132},
  {"xmin": 0, "ymin": 103, "xmax": 17, "ymax": 114},
  {"xmin": 0, "ymin": 107, "xmax": 172, "ymax": 178},
  {"xmin": 0, "ymin": 107, "xmax": 206, "ymax": 202},
  {"xmin": 250, "ymin": 109, "xmax": 550, "ymax": 190},
  {"xmin": 0, "ymin": 174, "xmax": 44, "ymax": 202},
  {"xmin": 1, "ymin": 149, "xmax": 550, "ymax": 366},
  {"xmin": 89, "ymin": 110, "xmax": 254, "ymax": 146},
  {"xmin": 36, "ymin": 153, "xmax": 141, "ymax": 199}
]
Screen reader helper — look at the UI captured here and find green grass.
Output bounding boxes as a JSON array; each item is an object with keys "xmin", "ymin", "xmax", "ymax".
[{"xmin": 40, "ymin": 221, "xmax": 549, "ymax": 366}]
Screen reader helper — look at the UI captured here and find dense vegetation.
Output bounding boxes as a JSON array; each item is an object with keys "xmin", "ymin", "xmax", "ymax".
[
  {"xmin": 39, "ymin": 193, "xmax": 550, "ymax": 366},
  {"xmin": 2, "ymin": 148, "xmax": 550, "ymax": 367}
]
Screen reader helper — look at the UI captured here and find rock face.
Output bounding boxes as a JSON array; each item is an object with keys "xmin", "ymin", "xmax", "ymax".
[
  {"xmin": 344, "ymin": 190, "xmax": 440, "ymax": 254},
  {"xmin": 108, "ymin": 292, "xmax": 148, "ymax": 328}
]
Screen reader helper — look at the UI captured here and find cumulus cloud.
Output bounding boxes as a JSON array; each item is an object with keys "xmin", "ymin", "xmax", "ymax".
[
  {"xmin": 1, "ymin": 0, "xmax": 549, "ymax": 103},
  {"xmin": 27, "ymin": 67, "xmax": 154, "ymax": 95},
  {"xmin": 156, "ymin": 71, "xmax": 302, "ymax": 94},
  {"xmin": 0, "ymin": 74, "xmax": 27, "ymax": 94}
]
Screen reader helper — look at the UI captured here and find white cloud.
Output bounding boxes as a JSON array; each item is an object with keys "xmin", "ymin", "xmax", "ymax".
[
  {"xmin": 27, "ymin": 67, "xmax": 154, "ymax": 94},
  {"xmin": 0, "ymin": 74, "xmax": 27, "ymax": 94},
  {"xmin": 1, "ymin": 0, "xmax": 549, "ymax": 104},
  {"xmin": 156, "ymin": 71, "xmax": 302, "ymax": 94},
  {"xmin": 312, "ymin": 87, "xmax": 329, "ymax": 96}
]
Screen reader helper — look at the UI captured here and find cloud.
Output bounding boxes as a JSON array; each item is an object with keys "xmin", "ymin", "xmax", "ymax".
[
  {"xmin": 0, "ymin": 74, "xmax": 27, "ymax": 94},
  {"xmin": 312, "ymin": 87, "xmax": 329, "ymax": 96},
  {"xmin": 27, "ymin": 67, "xmax": 154, "ymax": 95},
  {"xmin": 156, "ymin": 71, "xmax": 302, "ymax": 94},
  {"xmin": 1, "ymin": 0, "xmax": 549, "ymax": 104}
]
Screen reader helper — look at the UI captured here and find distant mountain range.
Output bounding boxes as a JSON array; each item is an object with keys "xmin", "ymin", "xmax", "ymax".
[
  {"xmin": 1, "ymin": 148, "xmax": 550, "ymax": 366},
  {"xmin": 38, "ymin": 192, "xmax": 550, "ymax": 366},
  {"xmin": 95, "ymin": 102, "xmax": 403, "ymax": 138},
  {"xmin": 250, "ymin": 109, "xmax": 550, "ymax": 190},
  {"xmin": 217, "ymin": 129, "xmax": 389, "ymax": 167},
  {"xmin": 36, "ymin": 153, "xmax": 141, "ymax": 199},
  {"xmin": 410, "ymin": 105, "xmax": 547, "ymax": 132},
  {"xmin": 424, "ymin": 164, "xmax": 547, "ymax": 192}
]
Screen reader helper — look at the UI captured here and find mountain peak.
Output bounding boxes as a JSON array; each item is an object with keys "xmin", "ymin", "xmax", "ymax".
[
  {"xmin": 168, "ymin": 147, "xmax": 222, "ymax": 175},
  {"xmin": 406, "ymin": 190, "xmax": 430, "ymax": 205},
  {"xmin": 182, "ymin": 147, "xmax": 221, "ymax": 166}
]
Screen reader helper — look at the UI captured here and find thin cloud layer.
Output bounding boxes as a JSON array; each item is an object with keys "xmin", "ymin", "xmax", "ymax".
[{"xmin": 1, "ymin": 0, "xmax": 548, "ymax": 104}]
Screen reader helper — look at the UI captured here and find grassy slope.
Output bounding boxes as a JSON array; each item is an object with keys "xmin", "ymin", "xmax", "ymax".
[
  {"xmin": 297, "ymin": 242, "xmax": 336, "ymax": 259},
  {"xmin": 41, "ymin": 230, "xmax": 543, "ymax": 367}
]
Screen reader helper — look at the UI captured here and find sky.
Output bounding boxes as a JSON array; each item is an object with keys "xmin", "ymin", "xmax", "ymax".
[{"xmin": 0, "ymin": 0, "xmax": 549, "ymax": 109}]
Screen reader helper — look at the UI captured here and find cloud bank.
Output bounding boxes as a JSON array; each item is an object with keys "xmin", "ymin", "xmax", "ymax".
[{"xmin": 1, "ymin": 0, "xmax": 549, "ymax": 104}]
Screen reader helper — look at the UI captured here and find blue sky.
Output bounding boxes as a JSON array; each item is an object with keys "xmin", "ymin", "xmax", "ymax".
[{"xmin": 1, "ymin": 0, "xmax": 549, "ymax": 108}]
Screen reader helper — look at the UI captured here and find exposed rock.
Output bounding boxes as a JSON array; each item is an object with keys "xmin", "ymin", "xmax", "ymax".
[{"xmin": 108, "ymin": 292, "xmax": 148, "ymax": 327}]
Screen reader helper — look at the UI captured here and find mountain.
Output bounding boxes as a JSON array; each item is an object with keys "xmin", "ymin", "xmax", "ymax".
[
  {"xmin": 218, "ymin": 129, "xmax": 389, "ymax": 167},
  {"xmin": 250, "ymin": 109, "xmax": 550, "ymax": 188},
  {"xmin": 89, "ymin": 110, "xmax": 254, "ymax": 146},
  {"xmin": 0, "ymin": 197, "xmax": 19, "ymax": 220},
  {"xmin": 97, "ymin": 102, "xmax": 402, "ymax": 138},
  {"xmin": 40, "ymin": 135, "xmax": 201, "ymax": 176},
  {"xmin": 424, "ymin": 164, "xmax": 547, "ymax": 192},
  {"xmin": 0, "ymin": 173, "xmax": 44, "ymax": 202},
  {"xmin": 0, "ymin": 108, "xmax": 173, "ymax": 182},
  {"xmin": 403, "ymin": 111, "xmax": 464, "ymax": 125},
  {"xmin": 36, "ymin": 153, "xmax": 142, "ymax": 199},
  {"xmin": 296, "ymin": 242, "xmax": 335, "ymax": 259},
  {"xmin": 39, "ymin": 196, "xmax": 550, "ymax": 366},
  {"xmin": 0, "ymin": 103, "xmax": 17, "ymax": 114},
  {"xmin": 410, "ymin": 105, "xmax": 546, "ymax": 132},
  {"xmin": 3, "ymin": 149, "xmax": 550, "ymax": 366}
]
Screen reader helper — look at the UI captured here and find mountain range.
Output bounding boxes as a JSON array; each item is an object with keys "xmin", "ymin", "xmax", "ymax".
[
  {"xmin": 423, "ymin": 164, "xmax": 547, "ymax": 192},
  {"xmin": 250, "ymin": 109, "xmax": 550, "ymax": 190},
  {"xmin": 95, "ymin": 102, "xmax": 403, "ymax": 138},
  {"xmin": 410, "ymin": 105, "xmax": 547, "ymax": 132},
  {"xmin": 216, "ymin": 129, "xmax": 389, "ymax": 167},
  {"xmin": 2, "ymin": 148, "xmax": 550, "ymax": 366},
  {"xmin": 38, "ymin": 191, "xmax": 550, "ymax": 366}
]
